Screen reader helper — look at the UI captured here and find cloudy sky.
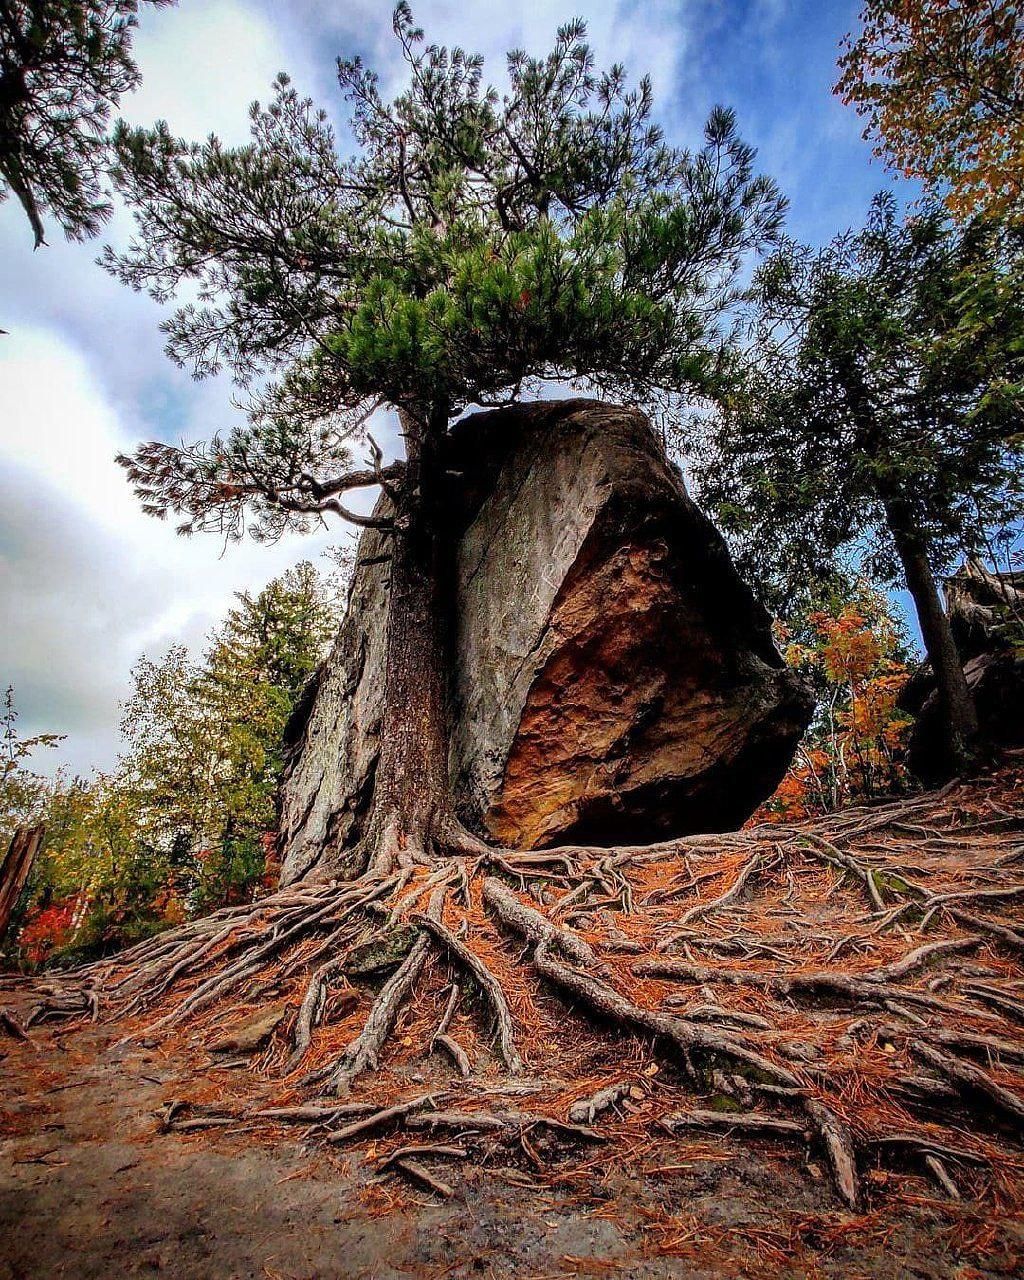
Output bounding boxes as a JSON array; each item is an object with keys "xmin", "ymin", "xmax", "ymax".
[{"xmin": 0, "ymin": 0, "xmax": 905, "ymax": 776}]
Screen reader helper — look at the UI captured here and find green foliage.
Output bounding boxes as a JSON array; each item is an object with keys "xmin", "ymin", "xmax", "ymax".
[
  {"xmin": 106, "ymin": 5, "xmax": 785, "ymax": 542},
  {"xmin": 690, "ymin": 194, "xmax": 1024, "ymax": 615},
  {"xmin": 0, "ymin": 684, "xmax": 63, "ymax": 846},
  {"xmin": 20, "ymin": 771, "xmax": 177, "ymax": 967},
  {"xmin": 9, "ymin": 562, "xmax": 340, "ymax": 967},
  {"xmin": 0, "ymin": 1, "xmax": 173, "ymax": 248},
  {"xmin": 119, "ymin": 560, "xmax": 340, "ymax": 902}
]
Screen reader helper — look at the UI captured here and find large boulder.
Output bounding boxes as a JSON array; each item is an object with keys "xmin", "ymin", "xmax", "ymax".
[
  {"xmin": 904, "ymin": 560, "xmax": 1024, "ymax": 781},
  {"xmin": 279, "ymin": 400, "xmax": 813, "ymax": 885}
]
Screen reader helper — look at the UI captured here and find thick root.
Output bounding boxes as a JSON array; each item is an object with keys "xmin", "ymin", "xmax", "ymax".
[{"xmin": 10, "ymin": 764, "xmax": 1024, "ymax": 1215}]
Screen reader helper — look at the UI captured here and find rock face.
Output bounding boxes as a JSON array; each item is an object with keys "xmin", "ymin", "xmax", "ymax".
[
  {"xmin": 279, "ymin": 400, "xmax": 813, "ymax": 885},
  {"xmin": 905, "ymin": 561, "xmax": 1024, "ymax": 781}
]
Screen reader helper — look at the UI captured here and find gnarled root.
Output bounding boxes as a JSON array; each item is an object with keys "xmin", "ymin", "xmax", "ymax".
[{"xmin": 10, "ymin": 767, "xmax": 1024, "ymax": 1216}]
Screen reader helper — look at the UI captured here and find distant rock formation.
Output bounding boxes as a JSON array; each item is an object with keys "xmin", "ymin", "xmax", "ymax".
[
  {"xmin": 905, "ymin": 560, "xmax": 1024, "ymax": 781},
  {"xmin": 279, "ymin": 400, "xmax": 813, "ymax": 885}
]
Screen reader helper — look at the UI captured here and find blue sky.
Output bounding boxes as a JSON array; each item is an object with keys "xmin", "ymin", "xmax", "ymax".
[{"xmin": 0, "ymin": 0, "xmax": 910, "ymax": 774}]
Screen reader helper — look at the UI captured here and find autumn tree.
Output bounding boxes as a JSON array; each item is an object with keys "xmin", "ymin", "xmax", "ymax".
[
  {"xmin": 108, "ymin": 5, "xmax": 785, "ymax": 876},
  {"xmin": 0, "ymin": 685, "xmax": 60, "ymax": 948},
  {"xmin": 758, "ymin": 584, "xmax": 913, "ymax": 821},
  {"xmin": 15, "ymin": 771, "xmax": 170, "ymax": 965},
  {"xmin": 0, "ymin": 684, "xmax": 62, "ymax": 844},
  {"xmin": 0, "ymin": 0, "xmax": 173, "ymax": 248},
  {"xmin": 691, "ymin": 194, "xmax": 1024, "ymax": 775},
  {"xmin": 836, "ymin": 0, "xmax": 1024, "ymax": 221},
  {"xmin": 9, "ymin": 562, "xmax": 340, "ymax": 966}
]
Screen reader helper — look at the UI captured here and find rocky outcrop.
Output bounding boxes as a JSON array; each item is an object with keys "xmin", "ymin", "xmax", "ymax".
[
  {"xmin": 279, "ymin": 399, "xmax": 813, "ymax": 885},
  {"xmin": 905, "ymin": 561, "xmax": 1024, "ymax": 780}
]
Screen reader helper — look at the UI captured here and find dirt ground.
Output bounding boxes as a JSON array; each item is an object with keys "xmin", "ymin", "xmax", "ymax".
[
  {"xmin": 6, "ymin": 761, "xmax": 1024, "ymax": 1278},
  {"xmin": 3, "ymin": 1019, "xmax": 1022, "ymax": 1280}
]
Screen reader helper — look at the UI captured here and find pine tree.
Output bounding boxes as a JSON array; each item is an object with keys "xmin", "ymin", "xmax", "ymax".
[
  {"xmin": 21, "ymin": 11, "xmax": 1024, "ymax": 1203},
  {"xmin": 108, "ymin": 4, "xmax": 785, "ymax": 872},
  {"xmin": 8, "ymin": 564, "xmax": 338, "ymax": 964},
  {"xmin": 119, "ymin": 562, "xmax": 339, "ymax": 887},
  {"xmin": 0, "ymin": 1, "xmax": 172, "ymax": 248}
]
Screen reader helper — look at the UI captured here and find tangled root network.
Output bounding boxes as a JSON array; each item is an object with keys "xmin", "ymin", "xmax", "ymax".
[{"xmin": 7, "ymin": 755, "xmax": 1024, "ymax": 1215}]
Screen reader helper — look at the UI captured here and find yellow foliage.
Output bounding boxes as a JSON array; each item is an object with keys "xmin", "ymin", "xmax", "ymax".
[
  {"xmin": 837, "ymin": 1, "xmax": 1024, "ymax": 222},
  {"xmin": 756, "ymin": 592, "xmax": 914, "ymax": 822}
]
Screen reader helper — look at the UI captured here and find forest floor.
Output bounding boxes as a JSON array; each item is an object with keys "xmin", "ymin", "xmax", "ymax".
[{"xmin": 3, "ymin": 756, "xmax": 1024, "ymax": 1279}]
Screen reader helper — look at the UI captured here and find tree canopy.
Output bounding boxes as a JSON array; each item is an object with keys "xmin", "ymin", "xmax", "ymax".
[
  {"xmin": 760, "ymin": 583, "xmax": 914, "ymax": 822},
  {"xmin": 7, "ymin": 562, "xmax": 340, "ymax": 966},
  {"xmin": 836, "ymin": 0, "xmax": 1024, "ymax": 222},
  {"xmin": 692, "ymin": 194, "xmax": 1024, "ymax": 613},
  {"xmin": 119, "ymin": 561, "xmax": 340, "ymax": 885},
  {"xmin": 108, "ymin": 4, "xmax": 785, "ymax": 543},
  {"xmin": 0, "ymin": 684, "xmax": 62, "ymax": 846},
  {"xmin": 690, "ymin": 193, "xmax": 1023, "ymax": 767},
  {"xmin": 0, "ymin": 0, "xmax": 172, "ymax": 248}
]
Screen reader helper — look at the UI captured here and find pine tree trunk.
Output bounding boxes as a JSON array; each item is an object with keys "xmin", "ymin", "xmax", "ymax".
[
  {"xmin": 883, "ymin": 496, "xmax": 979, "ymax": 775},
  {"xmin": 364, "ymin": 405, "xmax": 456, "ymax": 866}
]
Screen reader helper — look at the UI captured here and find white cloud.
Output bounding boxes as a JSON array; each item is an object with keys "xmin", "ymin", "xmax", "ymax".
[
  {"xmin": 126, "ymin": 0, "xmax": 320, "ymax": 141},
  {"xmin": 0, "ymin": 329, "xmax": 337, "ymax": 774},
  {"xmin": 0, "ymin": 0, "xmax": 903, "ymax": 780},
  {"xmin": 260, "ymin": 0, "xmax": 698, "ymax": 121},
  {"xmin": 0, "ymin": 2, "xmax": 350, "ymax": 779}
]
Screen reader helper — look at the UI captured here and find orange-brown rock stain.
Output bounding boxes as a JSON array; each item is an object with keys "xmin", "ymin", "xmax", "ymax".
[{"xmin": 485, "ymin": 541, "xmax": 762, "ymax": 847}]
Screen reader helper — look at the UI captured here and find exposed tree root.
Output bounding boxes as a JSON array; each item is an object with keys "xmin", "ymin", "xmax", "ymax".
[
  {"xmin": 318, "ymin": 890, "xmax": 442, "ymax": 1095},
  {"xmin": 568, "ymin": 1079, "xmax": 639, "ymax": 1124},
  {"xmin": 665, "ymin": 1108, "xmax": 808, "ymax": 1138},
  {"xmin": 482, "ymin": 876, "xmax": 801, "ymax": 1089},
  {"xmin": 9, "ymin": 757, "xmax": 1024, "ymax": 1219},
  {"xmin": 910, "ymin": 1039, "xmax": 1024, "ymax": 1128},
  {"xmin": 804, "ymin": 1096, "xmax": 860, "ymax": 1210},
  {"xmin": 657, "ymin": 851, "xmax": 765, "ymax": 945},
  {"xmin": 413, "ymin": 909, "xmax": 523, "ymax": 1073}
]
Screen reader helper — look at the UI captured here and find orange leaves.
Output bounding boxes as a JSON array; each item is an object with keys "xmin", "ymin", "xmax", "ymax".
[
  {"xmin": 17, "ymin": 897, "xmax": 79, "ymax": 967},
  {"xmin": 763, "ymin": 766, "xmax": 819, "ymax": 823},
  {"xmin": 801, "ymin": 605, "xmax": 893, "ymax": 689},
  {"xmin": 836, "ymin": 0, "xmax": 1024, "ymax": 221},
  {"xmin": 153, "ymin": 888, "xmax": 188, "ymax": 927},
  {"xmin": 843, "ymin": 671, "xmax": 909, "ymax": 743},
  {"xmin": 757, "ymin": 590, "xmax": 914, "ymax": 821}
]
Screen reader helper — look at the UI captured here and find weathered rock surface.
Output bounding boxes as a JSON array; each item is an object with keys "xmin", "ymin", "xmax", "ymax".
[
  {"xmin": 279, "ymin": 399, "xmax": 813, "ymax": 885},
  {"xmin": 905, "ymin": 560, "xmax": 1024, "ymax": 780}
]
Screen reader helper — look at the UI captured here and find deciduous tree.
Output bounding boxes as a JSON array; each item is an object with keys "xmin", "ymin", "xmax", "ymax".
[
  {"xmin": 119, "ymin": 561, "xmax": 340, "ymax": 897},
  {"xmin": 0, "ymin": 684, "xmax": 62, "ymax": 844},
  {"xmin": 10, "ymin": 563, "xmax": 339, "ymax": 964},
  {"xmin": 836, "ymin": 0, "xmax": 1024, "ymax": 221},
  {"xmin": 758, "ymin": 584, "xmax": 913, "ymax": 821}
]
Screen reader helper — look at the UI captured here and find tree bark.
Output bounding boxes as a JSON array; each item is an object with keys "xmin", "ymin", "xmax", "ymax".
[
  {"xmin": 0, "ymin": 824, "xmax": 43, "ymax": 944},
  {"xmin": 883, "ymin": 495, "xmax": 979, "ymax": 775},
  {"xmin": 363, "ymin": 405, "xmax": 457, "ymax": 867},
  {"xmin": 835, "ymin": 359, "xmax": 979, "ymax": 777}
]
